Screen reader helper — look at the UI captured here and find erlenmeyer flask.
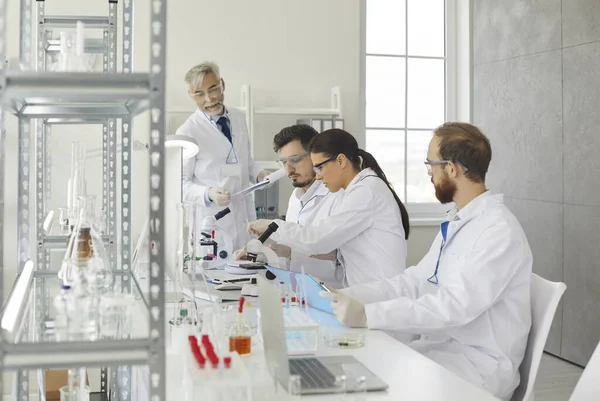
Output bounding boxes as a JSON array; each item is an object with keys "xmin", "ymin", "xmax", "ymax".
[{"xmin": 60, "ymin": 196, "xmax": 113, "ymax": 295}]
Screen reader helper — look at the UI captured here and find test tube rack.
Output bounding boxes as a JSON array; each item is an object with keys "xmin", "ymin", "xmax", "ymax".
[
  {"xmin": 283, "ymin": 308, "xmax": 319, "ymax": 356},
  {"xmin": 184, "ymin": 335, "xmax": 252, "ymax": 401}
]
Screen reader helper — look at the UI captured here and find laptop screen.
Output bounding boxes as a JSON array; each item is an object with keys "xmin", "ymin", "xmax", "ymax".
[{"xmin": 258, "ymin": 277, "xmax": 291, "ymax": 388}]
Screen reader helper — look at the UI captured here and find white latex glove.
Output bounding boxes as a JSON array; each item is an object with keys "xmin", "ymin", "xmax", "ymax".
[
  {"xmin": 320, "ymin": 291, "xmax": 367, "ymax": 328},
  {"xmin": 232, "ymin": 248, "xmax": 249, "ymax": 261},
  {"xmin": 247, "ymin": 219, "xmax": 272, "ymax": 237},
  {"xmin": 257, "ymin": 170, "xmax": 270, "ymax": 182},
  {"xmin": 269, "ymin": 243, "xmax": 291, "ymax": 258},
  {"xmin": 208, "ymin": 187, "xmax": 231, "ymax": 207}
]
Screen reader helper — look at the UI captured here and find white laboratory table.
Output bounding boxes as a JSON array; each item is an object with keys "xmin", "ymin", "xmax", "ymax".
[{"xmin": 164, "ymin": 271, "xmax": 501, "ymax": 401}]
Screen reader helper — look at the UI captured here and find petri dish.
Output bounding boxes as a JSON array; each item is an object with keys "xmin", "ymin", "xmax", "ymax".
[{"xmin": 323, "ymin": 332, "xmax": 365, "ymax": 349}]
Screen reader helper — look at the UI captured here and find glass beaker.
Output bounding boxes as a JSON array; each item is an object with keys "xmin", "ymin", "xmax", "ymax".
[
  {"xmin": 59, "ymin": 385, "xmax": 90, "ymax": 401},
  {"xmin": 99, "ymin": 293, "xmax": 134, "ymax": 339}
]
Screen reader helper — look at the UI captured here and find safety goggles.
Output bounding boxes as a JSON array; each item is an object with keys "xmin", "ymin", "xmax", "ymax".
[
  {"xmin": 424, "ymin": 159, "xmax": 469, "ymax": 176},
  {"xmin": 313, "ymin": 156, "xmax": 337, "ymax": 175},
  {"xmin": 277, "ymin": 151, "xmax": 309, "ymax": 168}
]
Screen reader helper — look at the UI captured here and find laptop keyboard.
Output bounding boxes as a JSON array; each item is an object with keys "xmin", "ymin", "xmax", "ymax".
[{"xmin": 289, "ymin": 358, "xmax": 337, "ymax": 390}]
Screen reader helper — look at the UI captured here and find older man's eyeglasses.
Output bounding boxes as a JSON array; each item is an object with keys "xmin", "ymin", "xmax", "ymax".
[{"xmin": 190, "ymin": 84, "xmax": 223, "ymax": 101}]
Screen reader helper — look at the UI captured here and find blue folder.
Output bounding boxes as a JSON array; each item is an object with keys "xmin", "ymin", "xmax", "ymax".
[{"xmin": 265, "ymin": 265, "xmax": 334, "ymax": 314}]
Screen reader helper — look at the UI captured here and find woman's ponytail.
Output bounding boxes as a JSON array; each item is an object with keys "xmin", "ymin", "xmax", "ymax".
[
  {"xmin": 357, "ymin": 149, "xmax": 410, "ymax": 239},
  {"xmin": 310, "ymin": 129, "xmax": 410, "ymax": 239}
]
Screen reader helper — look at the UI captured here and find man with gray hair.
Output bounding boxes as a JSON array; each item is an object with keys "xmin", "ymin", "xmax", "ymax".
[{"xmin": 178, "ymin": 61, "xmax": 269, "ymax": 250}]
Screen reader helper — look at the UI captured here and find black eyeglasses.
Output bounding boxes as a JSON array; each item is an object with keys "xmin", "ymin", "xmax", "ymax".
[{"xmin": 312, "ymin": 157, "xmax": 337, "ymax": 174}]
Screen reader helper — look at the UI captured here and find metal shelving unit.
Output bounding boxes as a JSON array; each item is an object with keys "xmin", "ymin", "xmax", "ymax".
[{"xmin": 0, "ymin": 0, "xmax": 166, "ymax": 400}]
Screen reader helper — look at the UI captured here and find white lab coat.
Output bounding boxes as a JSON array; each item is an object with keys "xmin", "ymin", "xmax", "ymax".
[
  {"xmin": 270, "ymin": 168, "xmax": 407, "ymax": 286},
  {"xmin": 179, "ymin": 108, "xmax": 261, "ymax": 250},
  {"xmin": 342, "ymin": 192, "xmax": 532, "ymax": 401},
  {"xmin": 284, "ymin": 180, "xmax": 344, "ymax": 289}
]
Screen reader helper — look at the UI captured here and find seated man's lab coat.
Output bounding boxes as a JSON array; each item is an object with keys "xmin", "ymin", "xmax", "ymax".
[
  {"xmin": 284, "ymin": 180, "xmax": 344, "ymax": 288},
  {"xmin": 341, "ymin": 192, "xmax": 532, "ymax": 401}
]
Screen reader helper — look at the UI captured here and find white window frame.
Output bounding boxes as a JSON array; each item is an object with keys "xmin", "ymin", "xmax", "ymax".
[{"xmin": 359, "ymin": 0, "xmax": 471, "ymax": 222}]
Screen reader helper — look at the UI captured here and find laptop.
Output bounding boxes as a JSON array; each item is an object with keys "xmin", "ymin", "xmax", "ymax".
[{"xmin": 257, "ymin": 277, "xmax": 388, "ymax": 395}]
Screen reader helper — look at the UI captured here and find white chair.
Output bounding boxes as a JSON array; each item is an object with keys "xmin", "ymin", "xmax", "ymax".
[
  {"xmin": 569, "ymin": 340, "xmax": 600, "ymax": 401},
  {"xmin": 511, "ymin": 273, "xmax": 567, "ymax": 401}
]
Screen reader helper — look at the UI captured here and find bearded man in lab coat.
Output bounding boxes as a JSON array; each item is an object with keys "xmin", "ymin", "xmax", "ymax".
[
  {"xmin": 178, "ymin": 61, "xmax": 268, "ymax": 250},
  {"xmin": 321, "ymin": 122, "xmax": 533, "ymax": 401}
]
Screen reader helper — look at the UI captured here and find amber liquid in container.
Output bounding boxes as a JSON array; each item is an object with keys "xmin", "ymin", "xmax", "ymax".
[
  {"xmin": 229, "ymin": 336, "xmax": 251, "ymax": 355},
  {"xmin": 228, "ymin": 296, "xmax": 252, "ymax": 355}
]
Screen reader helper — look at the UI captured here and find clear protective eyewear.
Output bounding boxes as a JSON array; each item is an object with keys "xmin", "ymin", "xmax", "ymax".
[
  {"xmin": 313, "ymin": 156, "xmax": 337, "ymax": 175},
  {"xmin": 190, "ymin": 84, "xmax": 223, "ymax": 101},
  {"xmin": 277, "ymin": 151, "xmax": 309, "ymax": 168},
  {"xmin": 424, "ymin": 159, "xmax": 469, "ymax": 176}
]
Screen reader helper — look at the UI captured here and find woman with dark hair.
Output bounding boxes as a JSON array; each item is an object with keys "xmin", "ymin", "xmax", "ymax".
[{"xmin": 248, "ymin": 129, "xmax": 410, "ymax": 286}]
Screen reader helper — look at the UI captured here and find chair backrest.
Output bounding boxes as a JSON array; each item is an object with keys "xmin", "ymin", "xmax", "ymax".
[
  {"xmin": 569, "ymin": 340, "xmax": 600, "ymax": 401},
  {"xmin": 511, "ymin": 273, "xmax": 567, "ymax": 401}
]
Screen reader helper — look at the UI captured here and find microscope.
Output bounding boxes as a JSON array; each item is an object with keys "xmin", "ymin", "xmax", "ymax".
[
  {"xmin": 245, "ymin": 221, "xmax": 281, "ymax": 266},
  {"xmin": 197, "ymin": 207, "xmax": 234, "ymax": 269}
]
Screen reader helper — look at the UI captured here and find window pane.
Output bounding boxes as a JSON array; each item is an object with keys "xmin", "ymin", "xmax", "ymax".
[
  {"xmin": 407, "ymin": 0, "xmax": 445, "ymax": 57},
  {"xmin": 366, "ymin": 57, "xmax": 406, "ymax": 128},
  {"xmin": 407, "ymin": 58, "xmax": 445, "ymax": 128},
  {"xmin": 366, "ymin": 129, "xmax": 406, "ymax": 201},
  {"xmin": 407, "ymin": 130, "xmax": 436, "ymax": 203},
  {"xmin": 366, "ymin": 0, "xmax": 406, "ymax": 55}
]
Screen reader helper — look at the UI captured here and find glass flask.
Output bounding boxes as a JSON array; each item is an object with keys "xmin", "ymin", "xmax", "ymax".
[
  {"xmin": 60, "ymin": 195, "xmax": 113, "ymax": 295},
  {"xmin": 228, "ymin": 297, "xmax": 252, "ymax": 355}
]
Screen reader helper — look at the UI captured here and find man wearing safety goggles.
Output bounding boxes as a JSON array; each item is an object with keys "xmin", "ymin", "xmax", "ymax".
[{"xmin": 235, "ymin": 124, "xmax": 343, "ymax": 288}]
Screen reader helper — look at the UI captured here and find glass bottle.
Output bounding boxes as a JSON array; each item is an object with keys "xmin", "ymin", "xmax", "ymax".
[
  {"xmin": 53, "ymin": 285, "xmax": 72, "ymax": 342},
  {"xmin": 60, "ymin": 196, "xmax": 113, "ymax": 295},
  {"xmin": 228, "ymin": 296, "xmax": 252, "ymax": 355}
]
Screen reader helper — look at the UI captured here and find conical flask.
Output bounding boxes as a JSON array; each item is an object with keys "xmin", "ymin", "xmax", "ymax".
[{"xmin": 60, "ymin": 195, "xmax": 113, "ymax": 294}]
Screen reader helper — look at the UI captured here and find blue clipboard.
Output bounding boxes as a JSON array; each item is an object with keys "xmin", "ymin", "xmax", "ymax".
[{"xmin": 265, "ymin": 265, "xmax": 334, "ymax": 314}]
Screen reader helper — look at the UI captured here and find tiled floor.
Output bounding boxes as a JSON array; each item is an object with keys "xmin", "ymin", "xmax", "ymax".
[{"xmin": 535, "ymin": 353, "xmax": 583, "ymax": 401}]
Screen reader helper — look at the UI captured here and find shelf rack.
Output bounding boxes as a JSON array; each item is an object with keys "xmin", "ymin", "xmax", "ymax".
[{"xmin": 0, "ymin": 0, "xmax": 167, "ymax": 400}]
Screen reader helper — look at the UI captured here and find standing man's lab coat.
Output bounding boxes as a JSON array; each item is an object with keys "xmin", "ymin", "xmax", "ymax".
[
  {"xmin": 179, "ymin": 107, "xmax": 261, "ymax": 250},
  {"xmin": 285, "ymin": 180, "xmax": 343, "ymax": 288},
  {"xmin": 342, "ymin": 192, "xmax": 532, "ymax": 400},
  {"xmin": 270, "ymin": 168, "xmax": 407, "ymax": 286}
]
